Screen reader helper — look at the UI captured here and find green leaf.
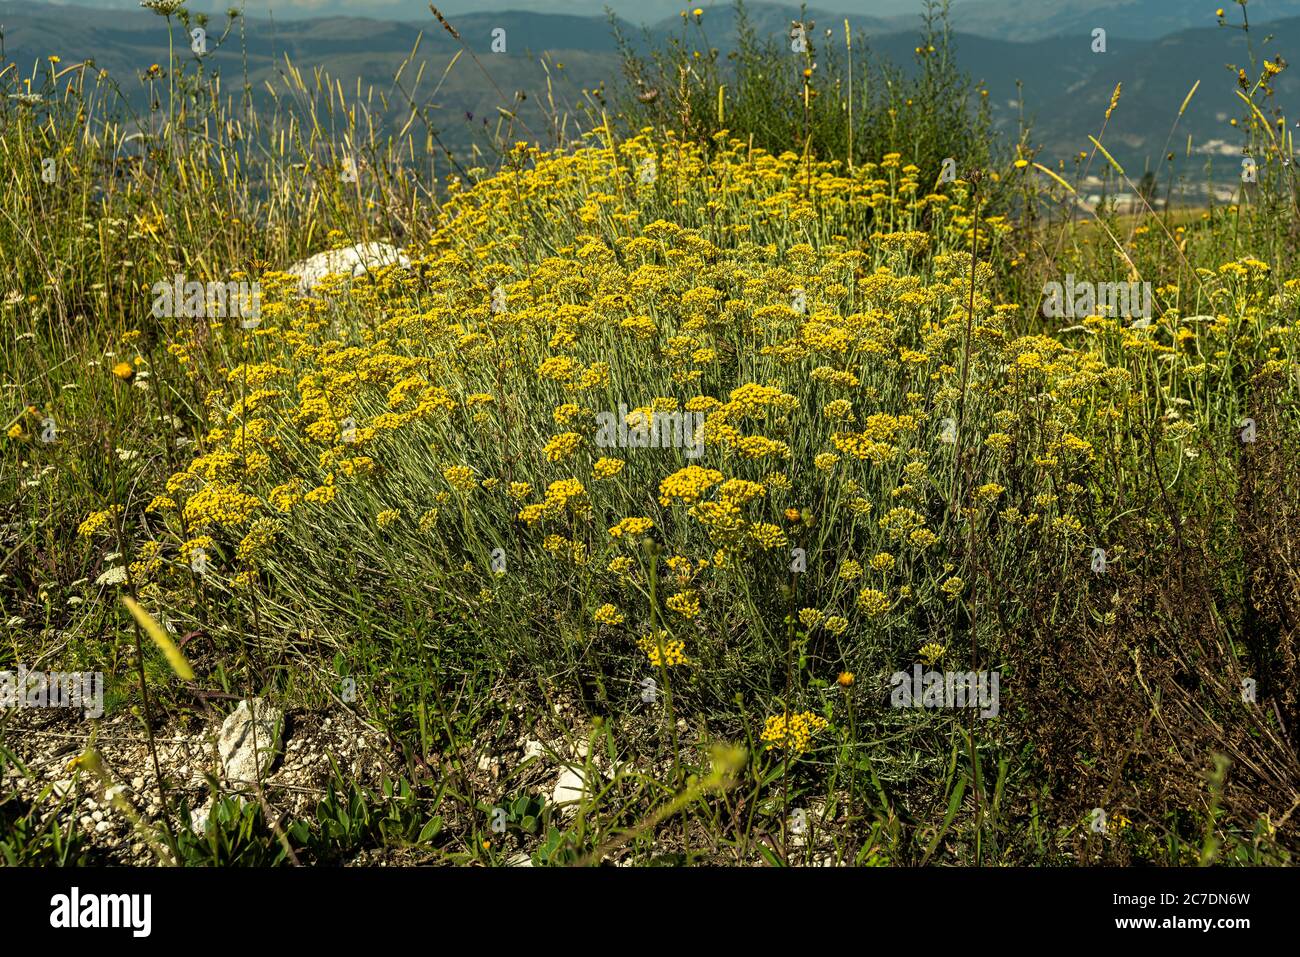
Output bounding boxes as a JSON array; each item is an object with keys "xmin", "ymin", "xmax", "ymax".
[{"xmin": 417, "ymin": 816, "xmax": 443, "ymax": 843}]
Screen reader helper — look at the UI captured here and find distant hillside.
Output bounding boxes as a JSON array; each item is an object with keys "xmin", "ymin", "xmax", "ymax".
[
  {"xmin": 949, "ymin": 0, "xmax": 1300, "ymax": 42},
  {"xmin": 28, "ymin": 0, "xmax": 1300, "ymax": 39},
  {"xmin": 3, "ymin": 1, "xmax": 1294, "ymax": 178}
]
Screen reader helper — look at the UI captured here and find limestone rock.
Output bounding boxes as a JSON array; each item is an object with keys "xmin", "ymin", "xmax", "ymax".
[
  {"xmin": 550, "ymin": 767, "xmax": 588, "ymax": 817},
  {"xmin": 216, "ymin": 697, "xmax": 283, "ymax": 786},
  {"xmin": 287, "ymin": 242, "xmax": 410, "ymax": 292}
]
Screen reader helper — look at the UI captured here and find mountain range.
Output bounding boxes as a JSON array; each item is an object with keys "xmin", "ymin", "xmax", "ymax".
[
  {"xmin": 3, "ymin": 0, "xmax": 1294, "ymax": 178},
  {"xmin": 27, "ymin": 0, "xmax": 1300, "ymax": 40}
]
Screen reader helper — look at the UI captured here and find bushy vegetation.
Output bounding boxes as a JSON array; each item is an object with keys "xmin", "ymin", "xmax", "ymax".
[
  {"xmin": 612, "ymin": 1, "xmax": 994, "ymax": 196},
  {"xmin": 1, "ymin": 0, "xmax": 1297, "ymax": 865}
]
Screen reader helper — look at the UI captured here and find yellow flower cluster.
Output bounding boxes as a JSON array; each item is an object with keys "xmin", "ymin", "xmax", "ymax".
[
  {"xmin": 761, "ymin": 711, "xmax": 830, "ymax": 755},
  {"xmin": 638, "ymin": 633, "xmax": 689, "ymax": 666}
]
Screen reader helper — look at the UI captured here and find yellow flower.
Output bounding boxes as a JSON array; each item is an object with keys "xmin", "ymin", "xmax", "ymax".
[
  {"xmin": 443, "ymin": 465, "xmax": 476, "ymax": 491},
  {"xmin": 659, "ymin": 465, "xmax": 723, "ymax": 506},
  {"xmin": 638, "ymin": 632, "xmax": 689, "ymax": 666},
  {"xmin": 836, "ymin": 671, "xmax": 854, "ymax": 688},
  {"xmin": 543, "ymin": 431, "xmax": 582, "ymax": 462},
  {"xmin": 665, "ymin": 590, "xmax": 700, "ymax": 619},
  {"xmin": 305, "ymin": 484, "xmax": 336, "ymax": 505},
  {"xmin": 761, "ymin": 711, "xmax": 829, "ymax": 755},
  {"xmin": 609, "ymin": 516, "xmax": 654, "ymax": 539},
  {"xmin": 856, "ymin": 587, "xmax": 890, "ymax": 617},
  {"xmin": 112, "ymin": 361, "xmax": 135, "ymax": 381},
  {"xmin": 593, "ymin": 456, "xmax": 625, "ymax": 479},
  {"xmin": 594, "ymin": 603, "xmax": 624, "ymax": 626},
  {"xmin": 77, "ymin": 506, "xmax": 122, "ymax": 537}
]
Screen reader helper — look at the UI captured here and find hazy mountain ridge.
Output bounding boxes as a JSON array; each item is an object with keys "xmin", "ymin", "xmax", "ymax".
[
  {"xmin": 3, "ymin": 1, "xmax": 1294, "ymax": 176},
  {"xmin": 24, "ymin": 0, "xmax": 1300, "ymax": 39}
]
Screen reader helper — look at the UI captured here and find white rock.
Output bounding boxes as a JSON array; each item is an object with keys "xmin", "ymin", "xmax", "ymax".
[
  {"xmin": 216, "ymin": 697, "xmax": 283, "ymax": 786},
  {"xmin": 506, "ymin": 852, "xmax": 533, "ymax": 867},
  {"xmin": 287, "ymin": 242, "xmax": 410, "ymax": 293},
  {"xmin": 550, "ymin": 766, "xmax": 589, "ymax": 817},
  {"xmin": 521, "ymin": 739, "xmax": 545, "ymax": 762}
]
